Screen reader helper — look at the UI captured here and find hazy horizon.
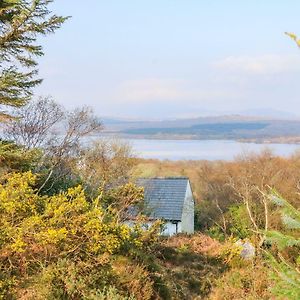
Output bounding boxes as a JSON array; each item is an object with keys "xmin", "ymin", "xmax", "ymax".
[
  {"xmin": 35, "ymin": 1, "xmax": 300, "ymax": 119},
  {"xmin": 99, "ymin": 107, "xmax": 299, "ymax": 121}
]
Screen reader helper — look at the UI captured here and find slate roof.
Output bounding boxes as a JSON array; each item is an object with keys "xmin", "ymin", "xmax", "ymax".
[{"xmin": 136, "ymin": 177, "xmax": 190, "ymax": 221}]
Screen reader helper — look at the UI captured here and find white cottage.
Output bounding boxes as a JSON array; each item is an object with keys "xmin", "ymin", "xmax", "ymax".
[{"xmin": 136, "ymin": 177, "xmax": 195, "ymax": 236}]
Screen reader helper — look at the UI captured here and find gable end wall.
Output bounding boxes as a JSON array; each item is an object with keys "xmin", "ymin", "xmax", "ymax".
[{"xmin": 180, "ymin": 181, "xmax": 194, "ymax": 234}]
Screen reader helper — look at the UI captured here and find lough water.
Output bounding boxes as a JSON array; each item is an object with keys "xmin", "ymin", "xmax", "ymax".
[{"xmin": 126, "ymin": 139, "xmax": 300, "ymax": 161}]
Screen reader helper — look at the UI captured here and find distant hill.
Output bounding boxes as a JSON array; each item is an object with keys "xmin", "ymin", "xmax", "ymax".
[
  {"xmin": 238, "ymin": 108, "xmax": 298, "ymax": 119},
  {"xmin": 101, "ymin": 115, "xmax": 300, "ymax": 143}
]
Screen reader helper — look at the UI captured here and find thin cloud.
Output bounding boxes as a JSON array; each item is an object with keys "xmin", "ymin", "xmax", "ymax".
[
  {"xmin": 114, "ymin": 78, "xmax": 240, "ymax": 104},
  {"xmin": 213, "ymin": 54, "xmax": 300, "ymax": 74},
  {"xmin": 115, "ymin": 79, "xmax": 186, "ymax": 103}
]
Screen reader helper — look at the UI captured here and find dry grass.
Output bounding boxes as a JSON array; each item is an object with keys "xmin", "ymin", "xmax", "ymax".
[
  {"xmin": 154, "ymin": 234, "xmax": 226, "ymax": 300},
  {"xmin": 154, "ymin": 234, "xmax": 274, "ymax": 299},
  {"xmin": 209, "ymin": 260, "xmax": 274, "ymax": 300},
  {"xmin": 162, "ymin": 233, "xmax": 221, "ymax": 257}
]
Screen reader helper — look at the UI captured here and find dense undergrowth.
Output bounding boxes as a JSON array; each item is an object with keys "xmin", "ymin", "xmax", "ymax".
[
  {"xmin": 0, "ymin": 172, "xmax": 161, "ymax": 299},
  {"xmin": 1, "ymin": 133, "xmax": 300, "ymax": 299},
  {"xmin": 1, "ymin": 134, "xmax": 300, "ymax": 299},
  {"xmin": 1, "ymin": 0, "xmax": 300, "ymax": 298},
  {"xmin": 133, "ymin": 152, "xmax": 300, "ymax": 299}
]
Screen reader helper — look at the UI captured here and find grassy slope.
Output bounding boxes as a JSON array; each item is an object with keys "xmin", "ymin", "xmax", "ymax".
[
  {"xmin": 155, "ymin": 234, "xmax": 272, "ymax": 300},
  {"xmin": 154, "ymin": 234, "xmax": 225, "ymax": 300},
  {"xmin": 132, "ymin": 158, "xmax": 275, "ymax": 299}
]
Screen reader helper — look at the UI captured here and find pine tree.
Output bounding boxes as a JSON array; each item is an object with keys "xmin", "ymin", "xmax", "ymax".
[
  {"xmin": 265, "ymin": 192, "xmax": 300, "ymax": 299},
  {"xmin": 0, "ymin": 0, "xmax": 68, "ymax": 118}
]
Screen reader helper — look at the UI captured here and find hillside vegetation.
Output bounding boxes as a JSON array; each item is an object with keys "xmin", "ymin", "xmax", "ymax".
[
  {"xmin": 1, "ymin": 1, "xmax": 300, "ymax": 298},
  {"xmin": 133, "ymin": 151, "xmax": 300, "ymax": 299},
  {"xmin": 1, "ymin": 128, "xmax": 300, "ymax": 298}
]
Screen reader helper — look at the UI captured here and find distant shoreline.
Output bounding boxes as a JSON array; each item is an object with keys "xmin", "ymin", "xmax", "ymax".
[
  {"xmin": 100, "ymin": 132, "xmax": 300, "ymax": 145},
  {"xmin": 102, "ymin": 116, "xmax": 300, "ymax": 145},
  {"xmin": 238, "ymin": 137, "xmax": 300, "ymax": 145}
]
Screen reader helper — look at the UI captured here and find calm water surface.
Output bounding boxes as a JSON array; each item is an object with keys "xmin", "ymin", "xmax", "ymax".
[{"xmin": 126, "ymin": 139, "xmax": 300, "ymax": 161}]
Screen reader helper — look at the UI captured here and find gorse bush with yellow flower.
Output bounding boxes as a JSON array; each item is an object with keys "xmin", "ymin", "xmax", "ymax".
[{"xmin": 0, "ymin": 172, "xmax": 160, "ymax": 299}]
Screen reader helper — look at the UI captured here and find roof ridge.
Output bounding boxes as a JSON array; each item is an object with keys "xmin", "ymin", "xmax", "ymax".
[{"xmin": 135, "ymin": 176, "xmax": 192, "ymax": 221}]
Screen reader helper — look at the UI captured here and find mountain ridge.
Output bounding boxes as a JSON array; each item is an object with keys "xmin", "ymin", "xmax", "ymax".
[{"xmin": 100, "ymin": 114, "xmax": 300, "ymax": 143}]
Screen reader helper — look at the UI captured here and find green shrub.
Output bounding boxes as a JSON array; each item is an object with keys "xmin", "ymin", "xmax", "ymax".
[
  {"xmin": 228, "ymin": 205, "xmax": 252, "ymax": 239},
  {"xmin": 0, "ymin": 172, "xmax": 159, "ymax": 299},
  {"xmin": 264, "ymin": 192, "xmax": 300, "ymax": 299}
]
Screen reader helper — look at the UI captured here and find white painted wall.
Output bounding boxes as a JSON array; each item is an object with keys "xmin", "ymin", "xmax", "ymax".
[
  {"xmin": 161, "ymin": 221, "xmax": 182, "ymax": 236},
  {"xmin": 124, "ymin": 220, "xmax": 181, "ymax": 236},
  {"xmin": 180, "ymin": 181, "xmax": 195, "ymax": 234},
  {"xmin": 125, "ymin": 180, "xmax": 195, "ymax": 236}
]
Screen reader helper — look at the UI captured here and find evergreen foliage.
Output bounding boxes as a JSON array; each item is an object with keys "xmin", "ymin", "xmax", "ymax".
[
  {"xmin": 0, "ymin": 0, "xmax": 68, "ymax": 116},
  {"xmin": 0, "ymin": 139, "xmax": 41, "ymax": 172},
  {"xmin": 265, "ymin": 192, "xmax": 300, "ymax": 299}
]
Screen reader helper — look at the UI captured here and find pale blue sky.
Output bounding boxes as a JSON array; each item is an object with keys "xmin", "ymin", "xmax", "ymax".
[{"xmin": 36, "ymin": 1, "xmax": 300, "ymax": 118}]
